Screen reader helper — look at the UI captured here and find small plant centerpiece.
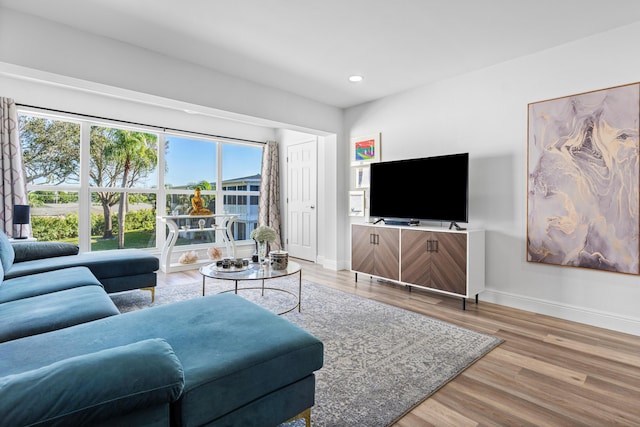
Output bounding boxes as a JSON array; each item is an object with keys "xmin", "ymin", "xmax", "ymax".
[{"xmin": 250, "ymin": 225, "xmax": 277, "ymax": 266}]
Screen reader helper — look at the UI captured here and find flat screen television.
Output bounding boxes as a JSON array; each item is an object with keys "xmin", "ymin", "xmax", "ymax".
[{"xmin": 369, "ymin": 152, "xmax": 469, "ymax": 226}]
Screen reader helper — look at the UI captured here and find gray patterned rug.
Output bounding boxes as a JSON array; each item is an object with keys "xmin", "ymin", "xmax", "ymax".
[{"xmin": 111, "ymin": 276, "xmax": 502, "ymax": 426}]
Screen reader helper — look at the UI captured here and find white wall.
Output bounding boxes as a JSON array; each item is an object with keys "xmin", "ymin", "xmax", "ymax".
[
  {"xmin": 0, "ymin": 8, "xmax": 342, "ymax": 134},
  {"xmin": 345, "ymin": 22, "xmax": 640, "ymax": 336}
]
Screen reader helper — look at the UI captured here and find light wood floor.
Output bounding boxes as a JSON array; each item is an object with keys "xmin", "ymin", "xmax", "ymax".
[{"xmin": 161, "ymin": 259, "xmax": 640, "ymax": 426}]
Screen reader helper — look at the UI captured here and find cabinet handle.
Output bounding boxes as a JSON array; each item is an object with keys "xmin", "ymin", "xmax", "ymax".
[
  {"xmin": 370, "ymin": 233, "xmax": 379, "ymax": 245},
  {"xmin": 426, "ymin": 239, "xmax": 439, "ymax": 252}
]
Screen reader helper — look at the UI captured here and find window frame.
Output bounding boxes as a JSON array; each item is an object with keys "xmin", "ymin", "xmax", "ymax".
[{"xmin": 20, "ymin": 108, "xmax": 263, "ymax": 253}]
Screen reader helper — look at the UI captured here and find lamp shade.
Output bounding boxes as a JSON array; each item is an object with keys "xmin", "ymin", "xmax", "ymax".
[{"xmin": 13, "ymin": 205, "xmax": 30, "ymax": 225}]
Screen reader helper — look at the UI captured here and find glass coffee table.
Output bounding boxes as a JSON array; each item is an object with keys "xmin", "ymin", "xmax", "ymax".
[{"xmin": 199, "ymin": 261, "xmax": 302, "ymax": 315}]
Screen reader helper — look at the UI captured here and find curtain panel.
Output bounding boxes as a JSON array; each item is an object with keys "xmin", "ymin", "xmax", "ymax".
[
  {"xmin": 258, "ymin": 140, "xmax": 282, "ymax": 250},
  {"xmin": 0, "ymin": 97, "xmax": 29, "ymax": 236}
]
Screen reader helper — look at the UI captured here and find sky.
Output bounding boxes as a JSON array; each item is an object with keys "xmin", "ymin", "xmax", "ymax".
[{"xmin": 148, "ymin": 136, "xmax": 263, "ymax": 188}]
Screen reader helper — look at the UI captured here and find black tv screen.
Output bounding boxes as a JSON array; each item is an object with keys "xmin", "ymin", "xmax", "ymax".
[{"xmin": 369, "ymin": 153, "xmax": 469, "ymax": 223}]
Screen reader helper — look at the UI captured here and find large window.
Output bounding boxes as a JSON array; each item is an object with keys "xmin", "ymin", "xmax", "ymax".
[
  {"xmin": 19, "ymin": 110, "xmax": 263, "ymax": 252},
  {"xmin": 20, "ymin": 114, "xmax": 80, "ymax": 186},
  {"xmin": 221, "ymin": 144, "xmax": 262, "ymax": 241}
]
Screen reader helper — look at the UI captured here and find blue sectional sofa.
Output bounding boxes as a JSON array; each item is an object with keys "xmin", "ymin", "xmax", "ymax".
[
  {"xmin": 5, "ymin": 235, "xmax": 160, "ymax": 299},
  {"xmin": 0, "ymin": 232, "xmax": 324, "ymax": 426}
]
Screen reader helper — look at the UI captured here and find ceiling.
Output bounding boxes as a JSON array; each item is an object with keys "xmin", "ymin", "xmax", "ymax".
[{"xmin": 3, "ymin": 0, "xmax": 640, "ymax": 109}]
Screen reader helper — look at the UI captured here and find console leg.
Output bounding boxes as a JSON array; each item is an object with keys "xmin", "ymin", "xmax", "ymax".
[
  {"xmin": 462, "ymin": 298, "xmax": 466, "ymax": 310},
  {"xmin": 475, "ymin": 294, "xmax": 479, "ymax": 304}
]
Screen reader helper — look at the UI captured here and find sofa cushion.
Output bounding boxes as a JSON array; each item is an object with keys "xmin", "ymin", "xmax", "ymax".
[
  {"xmin": 0, "ymin": 294, "xmax": 324, "ymax": 426},
  {"xmin": 12, "ymin": 241, "xmax": 79, "ymax": 262},
  {"xmin": 0, "ymin": 285, "xmax": 120, "ymax": 343},
  {"xmin": 5, "ymin": 248, "xmax": 159, "ymax": 283},
  {"xmin": 0, "ymin": 231, "xmax": 15, "ymax": 272},
  {"xmin": 0, "ymin": 266, "xmax": 101, "ymax": 303},
  {"xmin": 0, "ymin": 338, "xmax": 184, "ymax": 426}
]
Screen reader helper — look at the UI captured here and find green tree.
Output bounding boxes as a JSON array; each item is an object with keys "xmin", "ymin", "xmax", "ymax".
[
  {"xmin": 105, "ymin": 129, "xmax": 157, "ymax": 248},
  {"xmin": 19, "ymin": 116, "xmax": 80, "ymax": 185},
  {"xmin": 188, "ymin": 180, "xmax": 212, "ymax": 191},
  {"xmin": 90, "ymin": 127, "xmax": 157, "ymax": 244},
  {"xmin": 90, "ymin": 126, "xmax": 122, "ymax": 239}
]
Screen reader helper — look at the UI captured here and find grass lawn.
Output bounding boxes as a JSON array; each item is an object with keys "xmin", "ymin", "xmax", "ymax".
[
  {"xmin": 46, "ymin": 230, "xmax": 214, "ymax": 251},
  {"xmin": 91, "ymin": 230, "xmax": 156, "ymax": 250},
  {"xmin": 56, "ymin": 230, "xmax": 156, "ymax": 250}
]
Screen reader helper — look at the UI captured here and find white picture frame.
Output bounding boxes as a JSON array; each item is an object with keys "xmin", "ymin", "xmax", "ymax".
[
  {"xmin": 354, "ymin": 166, "xmax": 370, "ymax": 189},
  {"xmin": 349, "ymin": 190, "xmax": 365, "ymax": 216}
]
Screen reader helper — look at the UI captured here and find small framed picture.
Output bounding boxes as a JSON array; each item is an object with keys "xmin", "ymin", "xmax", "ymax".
[
  {"xmin": 350, "ymin": 133, "xmax": 381, "ymax": 166},
  {"xmin": 349, "ymin": 190, "xmax": 365, "ymax": 216},
  {"xmin": 354, "ymin": 166, "xmax": 370, "ymax": 189}
]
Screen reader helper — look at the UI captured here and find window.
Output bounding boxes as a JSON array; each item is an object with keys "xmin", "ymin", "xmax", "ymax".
[
  {"xmin": 164, "ymin": 136, "xmax": 216, "ymax": 190},
  {"xmin": 28, "ymin": 190, "xmax": 79, "ymax": 243},
  {"xmin": 88, "ymin": 126, "xmax": 158, "ymax": 250},
  {"xmin": 90, "ymin": 191, "xmax": 157, "ymax": 250},
  {"xmin": 20, "ymin": 109, "xmax": 263, "ymax": 252},
  {"xmin": 222, "ymin": 144, "xmax": 262, "ymax": 240},
  {"xmin": 90, "ymin": 126, "xmax": 158, "ymax": 189},
  {"xmin": 21, "ymin": 114, "xmax": 82, "ymax": 244},
  {"xmin": 20, "ymin": 114, "xmax": 80, "ymax": 186},
  {"xmin": 164, "ymin": 136, "xmax": 217, "ymax": 224}
]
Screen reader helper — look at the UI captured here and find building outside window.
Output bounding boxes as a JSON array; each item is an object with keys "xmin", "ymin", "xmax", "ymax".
[{"xmin": 19, "ymin": 110, "xmax": 263, "ymax": 252}]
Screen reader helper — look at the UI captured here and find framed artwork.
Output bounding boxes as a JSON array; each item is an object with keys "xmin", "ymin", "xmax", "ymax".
[
  {"xmin": 527, "ymin": 83, "xmax": 640, "ymax": 274},
  {"xmin": 349, "ymin": 190, "xmax": 365, "ymax": 217},
  {"xmin": 351, "ymin": 133, "xmax": 381, "ymax": 166},
  {"xmin": 354, "ymin": 166, "xmax": 370, "ymax": 189}
]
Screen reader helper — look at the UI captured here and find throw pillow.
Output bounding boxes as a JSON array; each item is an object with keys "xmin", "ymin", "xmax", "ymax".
[{"xmin": 0, "ymin": 231, "xmax": 15, "ymax": 273}]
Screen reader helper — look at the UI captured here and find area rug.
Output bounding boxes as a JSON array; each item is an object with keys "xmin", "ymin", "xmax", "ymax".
[{"xmin": 111, "ymin": 276, "xmax": 502, "ymax": 426}]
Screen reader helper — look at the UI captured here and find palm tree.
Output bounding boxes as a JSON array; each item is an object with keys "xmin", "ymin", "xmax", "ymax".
[{"xmin": 104, "ymin": 130, "xmax": 157, "ymax": 248}]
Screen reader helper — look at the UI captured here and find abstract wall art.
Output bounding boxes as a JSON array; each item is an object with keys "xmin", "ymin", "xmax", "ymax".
[
  {"xmin": 527, "ymin": 83, "xmax": 640, "ymax": 274},
  {"xmin": 350, "ymin": 133, "xmax": 380, "ymax": 166}
]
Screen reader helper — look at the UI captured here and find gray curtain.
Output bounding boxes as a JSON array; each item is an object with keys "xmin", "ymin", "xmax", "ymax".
[
  {"xmin": 0, "ymin": 97, "xmax": 29, "ymax": 236},
  {"xmin": 258, "ymin": 140, "xmax": 282, "ymax": 250}
]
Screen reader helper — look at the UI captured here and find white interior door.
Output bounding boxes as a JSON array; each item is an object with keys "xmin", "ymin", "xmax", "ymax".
[{"xmin": 287, "ymin": 139, "xmax": 317, "ymax": 262}]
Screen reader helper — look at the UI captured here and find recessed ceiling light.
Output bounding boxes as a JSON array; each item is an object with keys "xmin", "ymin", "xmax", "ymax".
[{"xmin": 349, "ymin": 75, "xmax": 364, "ymax": 83}]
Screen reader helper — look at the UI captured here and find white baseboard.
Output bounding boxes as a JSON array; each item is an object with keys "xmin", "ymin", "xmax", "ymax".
[
  {"xmin": 316, "ymin": 256, "xmax": 343, "ymax": 271},
  {"xmin": 482, "ymin": 289, "xmax": 640, "ymax": 337}
]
